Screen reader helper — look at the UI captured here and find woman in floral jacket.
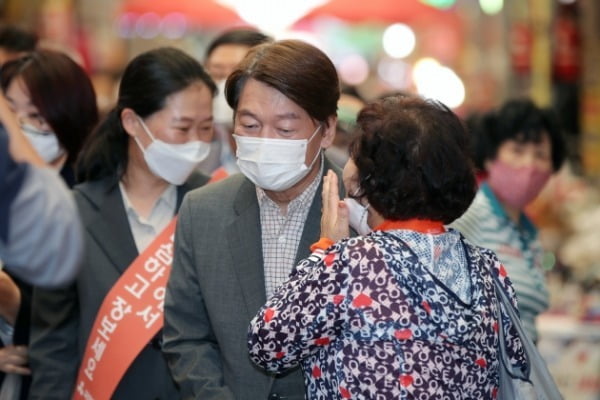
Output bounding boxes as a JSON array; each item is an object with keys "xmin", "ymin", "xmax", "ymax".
[{"xmin": 248, "ymin": 95, "xmax": 527, "ymax": 399}]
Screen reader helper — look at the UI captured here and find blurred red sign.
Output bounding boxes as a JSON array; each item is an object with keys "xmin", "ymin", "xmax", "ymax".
[{"xmin": 510, "ymin": 22, "xmax": 533, "ymax": 75}]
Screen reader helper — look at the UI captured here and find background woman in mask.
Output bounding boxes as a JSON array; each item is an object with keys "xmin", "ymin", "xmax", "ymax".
[
  {"xmin": 0, "ymin": 48, "xmax": 97, "ymax": 399},
  {"xmin": 451, "ymin": 98, "xmax": 566, "ymax": 342},
  {"xmin": 248, "ymin": 95, "xmax": 527, "ymax": 399},
  {"xmin": 1, "ymin": 49, "xmax": 98, "ymax": 187},
  {"xmin": 28, "ymin": 47, "xmax": 215, "ymax": 399}
]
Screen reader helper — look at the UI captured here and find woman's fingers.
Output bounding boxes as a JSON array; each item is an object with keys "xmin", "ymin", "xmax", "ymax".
[
  {"xmin": 337, "ymin": 200, "xmax": 349, "ymax": 231},
  {"xmin": 12, "ymin": 345, "xmax": 27, "ymax": 357},
  {"xmin": 321, "ymin": 171, "xmax": 334, "ymax": 238},
  {"xmin": 322, "ymin": 171, "xmax": 330, "ymax": 217},
  {"xmin": 0, "ymin": 345, "xmax": 30, "ymax": 375},
  {"xmin": 5, "ymin": 345, "xmax": 27, "ymax": 365},
  {"xmin": 319, "ymin": 170, "xmax": 350, "ymax": 242},
  {"xmin": 327, "ymin": 171, "xmax": 340, "ymax": 214},
  {"xmin": 5, "ymin": 364, "xmax": 31, "ymax": 375}
]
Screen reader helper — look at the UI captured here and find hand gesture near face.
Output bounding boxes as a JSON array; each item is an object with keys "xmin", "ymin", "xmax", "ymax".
[{"xmin": 320, "ymin": 170, "xmax": 349, "ymax": 242}]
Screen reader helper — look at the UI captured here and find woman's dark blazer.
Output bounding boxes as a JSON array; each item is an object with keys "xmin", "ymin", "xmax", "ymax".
[{"xmin": 27, "ymin": 172, "xmax": 209, "ymax": 400}]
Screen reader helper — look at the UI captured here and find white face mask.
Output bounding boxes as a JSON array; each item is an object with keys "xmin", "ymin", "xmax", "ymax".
[
  {"xmin": 22, "ymin": 123, "xmax": 64, "ymax": 163},
  {"xmin": 234, "ymin": 124, "xmax": 322, "ymax": 191},
  {"xmin": 344, "ymin": 197, "xmax": 371, "ymax": 236},
  {"xmin": 134, "ymin": 116, "xmax": 211, "ymax": 185},
  {"xmin": 213, "ymin": 80, "xmax": 234, "ymax": 126}
]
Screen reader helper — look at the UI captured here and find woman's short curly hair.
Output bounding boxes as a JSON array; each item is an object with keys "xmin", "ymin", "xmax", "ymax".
[{"xmin": 349, "ymin": 95, "xmax": 477, "ymax": 224}]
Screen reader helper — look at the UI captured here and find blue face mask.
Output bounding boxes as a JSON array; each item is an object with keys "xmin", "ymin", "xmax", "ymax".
[{"xmin": 21, "ymin": 123, "xmax": 64, "ymax": 163}]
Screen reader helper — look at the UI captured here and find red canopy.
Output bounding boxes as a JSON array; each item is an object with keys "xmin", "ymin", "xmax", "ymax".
[
  {"xmin": 120, "ymin": 0, "xmax": 243, "ymax": 27},
  {"xmin": 301, "ymin": 0, "xmax": 451, "ymax": 24},
  {"xmin": 120, "ymin": 0, "xmax": 456, "ymax": 28}
]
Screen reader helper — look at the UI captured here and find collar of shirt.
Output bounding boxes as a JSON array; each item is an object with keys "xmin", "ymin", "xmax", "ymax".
[
  {"xmin": 480, "ymin": 182, "xmax": 537, "ymax": 238},
  {"xmin": 118, "ymin": 182, "xmax": 177, "ymax": 252},
  {"xmin": 119, "ymin": 182, "xmax": 177, "ymax": 222},
  {"xmin": 255, "ymin": 153, "xmax": 324, "ymax": 216}
]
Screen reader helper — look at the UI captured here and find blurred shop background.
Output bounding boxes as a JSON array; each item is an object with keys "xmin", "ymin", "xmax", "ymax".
[{"xmin": 1, "ymin": 0, "xmax": 599, "ymax": 397}]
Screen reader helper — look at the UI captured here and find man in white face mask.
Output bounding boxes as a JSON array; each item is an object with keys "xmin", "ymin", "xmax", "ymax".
[
  {"xmin": 203, "ymin": 28, "xmax": 272, "ymax": 180},
  {"xmin": 163, "ymin": 40, "xmax": 343, "ymax": 400}
]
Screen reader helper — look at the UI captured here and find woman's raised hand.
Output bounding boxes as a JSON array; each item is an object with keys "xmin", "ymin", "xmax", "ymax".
[{"xmin": 320, "ymin": 170, "xmax": 349, "ymax": 242}]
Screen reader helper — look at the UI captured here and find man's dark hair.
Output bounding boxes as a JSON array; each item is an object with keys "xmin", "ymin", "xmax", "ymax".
[
  {"xmin": 205, "ymin": 28, "xmax": 272, "ymax": 61},
  {"xmin": 225, "ymin": 40, "xmax": 340, "ymax": 129}
]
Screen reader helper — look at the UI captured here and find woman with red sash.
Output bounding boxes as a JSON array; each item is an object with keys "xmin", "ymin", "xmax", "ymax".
[
  {"xmin": 28, "ymin": 47, "xmax": 216, "ymax": 400},
  {"xmin": 248, "ymin": 95, "xmax": 528, "ymax": 399}
]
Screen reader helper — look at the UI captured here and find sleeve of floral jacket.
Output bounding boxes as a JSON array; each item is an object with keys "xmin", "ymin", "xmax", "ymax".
[{"xmin": 247, "ymin": 236, "xmax": 362, "ymax": 372}]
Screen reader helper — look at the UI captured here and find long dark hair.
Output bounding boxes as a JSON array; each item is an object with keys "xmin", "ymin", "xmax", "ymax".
[{"xmin": 77, "ymin": 47, "xmax": 216, "ymax": 182}]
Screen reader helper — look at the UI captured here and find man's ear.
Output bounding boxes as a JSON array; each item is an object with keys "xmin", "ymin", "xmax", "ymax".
[
  {"xmin": 320, "ymin": 115, "xmax": 338, "ymax": 149},
  {"xmin": 121, "ymin": 108, "xmax": 140, "ymax": 138}
]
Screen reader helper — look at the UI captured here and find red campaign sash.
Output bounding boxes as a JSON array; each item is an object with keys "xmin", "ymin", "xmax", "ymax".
[{"xmin": 72, "ymin": 217, "xmax": 177, "ymax": 400}]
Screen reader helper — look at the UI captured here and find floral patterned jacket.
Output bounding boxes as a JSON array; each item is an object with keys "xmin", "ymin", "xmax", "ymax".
[{"xmin": 248, "ymin": 229, "xmax": 527, "ymax": 399}]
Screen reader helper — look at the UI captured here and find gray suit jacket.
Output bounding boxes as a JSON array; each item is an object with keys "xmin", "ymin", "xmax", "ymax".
[
  {"xmin": 163, "ymin": 159, "xmax": 343, "ymax": 400},
  {"xmin": 28, "ymin": 173, "xmax": 208, "ymax": 400}
]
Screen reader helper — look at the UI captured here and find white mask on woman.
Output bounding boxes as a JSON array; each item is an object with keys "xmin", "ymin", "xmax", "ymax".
[
  {"xmin": 343, "ymin": 197, "xmax": 371, "ymax": 236},
  {"xmin": 234, "ymin": 125, "xmax": 322, "ymax": 191},
  {"xmin": 134, "ymin": 116, "xmax": 211, "ymax": 185},
  {"xmin": 22, "ymin": 123, "xmax": 64, "ymax": 163}
]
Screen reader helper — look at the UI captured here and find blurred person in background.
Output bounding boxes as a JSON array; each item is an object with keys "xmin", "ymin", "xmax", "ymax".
[
  {"xmin": 451, "ymin": 98, "xmax": 567, "ymax": 342},
  {"xmin": 203, "ymin": 28, "xmax": 272, "ymax": 180},
  {"xmin": 0, "ymin": 48, "xmax": 97, "ymax": 399},
  {"xmin": 0, "ymin": 94, "xmax": 80, "ymax": 399},
  {"xmin": 0, "ymin": 25, "xmax": 37, "ymax": 66},
  {"xmin": 163, "ymin": 39, "xmax": 341, "ymax": 400},
  {"xmin": 325, "ymin": 85, "xmax": 365, "ymax": 168},
  {"xmin": 462, "ymin": 110, "xmax": 488, "ymax": 185},
  {"xmin": 248, "ymin": 95, "xmax": 526, "ymax": 399},
  {"xmin": 1, "ymin": 49, "xmax": 99, "ymax": 187},
  {"xmin": 28, "ymin": 47, "xmax": 215, "ymax": 399},
  {"xmin": 0, "ymin": 86, "xmax": 81, "ymax": 286}
]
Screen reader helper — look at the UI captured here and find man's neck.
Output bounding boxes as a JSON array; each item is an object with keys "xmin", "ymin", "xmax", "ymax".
[{"xmin": 263, "ymin": 156, "xmax": 323, "ymax": 215}]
